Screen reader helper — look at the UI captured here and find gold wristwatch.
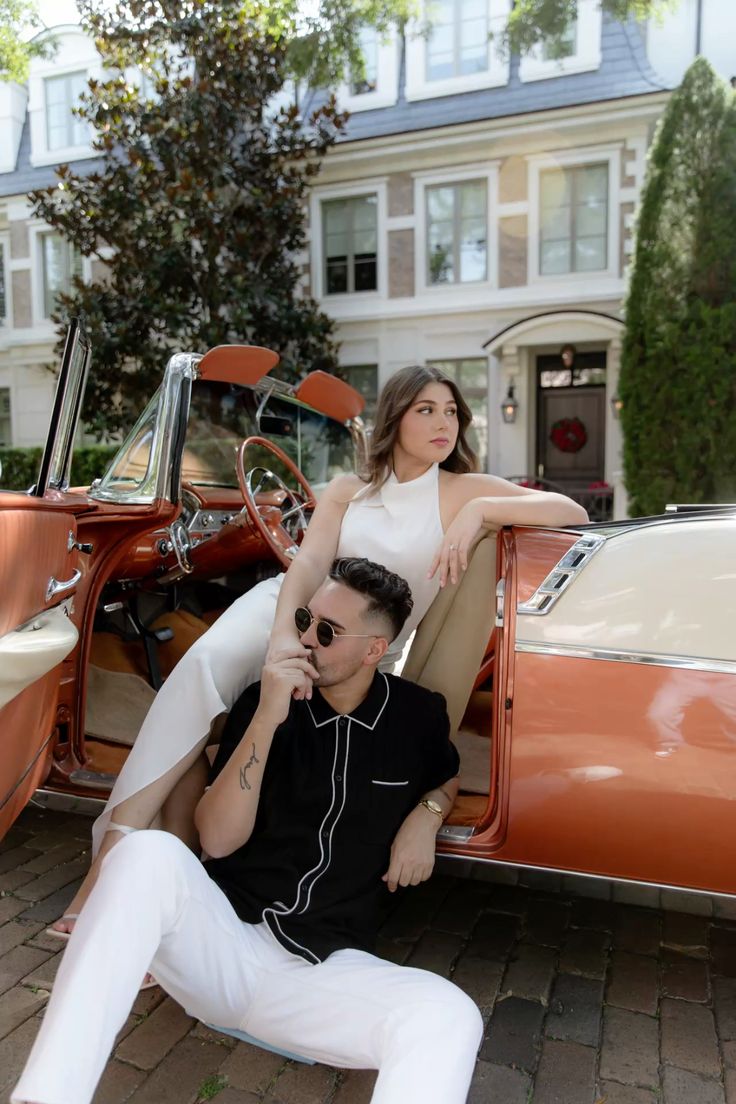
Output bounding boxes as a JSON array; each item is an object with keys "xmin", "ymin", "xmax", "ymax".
[{"xmin": 419, "ymin": 798, "xmax": 444, "ymax": 821}]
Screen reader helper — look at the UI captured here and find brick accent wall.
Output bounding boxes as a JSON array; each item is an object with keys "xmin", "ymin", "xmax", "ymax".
[
  {"xmin": 11, "ymin": 269, "xmax": 32, "ymax": 328},
  {"xmin": 388, "ymin": 173, "xmax": 414, "ymax": 217},
  {"xmin": 499, "ymin": 215, "xmax": 528, "ymax": 287},
  {"xmin": 10, "ymin": 222, "xmax": 29, "ymax": 260},
  {"xmin": 619, "ymin": 200, "xmax": 636, "ymax": 276},
  {"xmin": 388, "ymin": 229, "xmax": 415, "ymax": 297}
]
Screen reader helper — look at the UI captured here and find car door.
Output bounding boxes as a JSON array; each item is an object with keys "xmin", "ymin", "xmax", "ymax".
[{"xmin": 0, "ymin": 320, "xmax": 91, "ymax": 838}]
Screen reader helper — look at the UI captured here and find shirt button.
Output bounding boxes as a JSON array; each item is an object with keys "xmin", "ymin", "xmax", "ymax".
[
  {"xmin": 339, "ymin": 717, "xmax": 347, "ymax": 726},
  {"xmin": 335, "ymin": 774, "xmax": 342, "ymax": 782},
  {"xmin": 322, "ymin": 829, "xmax": 329, "ymax": 838}
]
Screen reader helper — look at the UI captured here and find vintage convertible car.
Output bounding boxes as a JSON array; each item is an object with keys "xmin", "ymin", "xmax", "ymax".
[{"xmin": 2, "ymin": 322, "xmax": 735, "ymax": 904}]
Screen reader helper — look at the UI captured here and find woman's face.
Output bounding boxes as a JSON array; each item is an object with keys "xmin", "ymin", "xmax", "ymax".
[{"xmin": 395, "ymin": 382, "xmax": 459, "ymax": 466}]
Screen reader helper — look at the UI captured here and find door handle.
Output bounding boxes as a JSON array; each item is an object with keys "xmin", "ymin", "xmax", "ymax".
[{"xmin": 46, "ymin": 569, "xmax": 82, "ymax": 602}]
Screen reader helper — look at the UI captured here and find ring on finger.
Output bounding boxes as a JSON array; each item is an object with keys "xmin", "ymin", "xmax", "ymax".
[{"xmin": 449, "ymin": 543, "xmax": 457, "ymax": 551}]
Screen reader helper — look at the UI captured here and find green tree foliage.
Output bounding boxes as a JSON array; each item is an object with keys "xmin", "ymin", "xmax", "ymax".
[
  {"xmin": 0, "ymin": 0, "xmax": 55, "ymax": 83},
  {"xmin": 619, "ymin": 58, "xmax": 736, "ymax": 515},
  {"xmin": 504, "ymin": 0, "xmax": 673, "ymax": 57},
  {"xmin": 31, "ymin": 0, "xmax": 370, "ymax": 436}
]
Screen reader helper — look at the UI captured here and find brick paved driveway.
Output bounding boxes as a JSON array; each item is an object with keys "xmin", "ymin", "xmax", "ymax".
[{"xmin": 2, "ymin": 804, "xmax": 736, "ymax": 1104}]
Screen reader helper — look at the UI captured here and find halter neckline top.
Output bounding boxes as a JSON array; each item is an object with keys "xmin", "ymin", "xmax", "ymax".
[{"xmin": 336, "ymin": 464, "xmax": 444, "ymax": 667}]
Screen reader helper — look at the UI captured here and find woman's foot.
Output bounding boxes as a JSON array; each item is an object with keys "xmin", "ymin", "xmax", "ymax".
[{"xmin": 45, "ymin": 913, "xmax": 79, "ymax": 940}]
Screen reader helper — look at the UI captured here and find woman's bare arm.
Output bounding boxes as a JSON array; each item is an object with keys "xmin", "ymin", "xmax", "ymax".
[{"xmin": 267, "ymin": 473, "xmax": 363, "ymax": 658}]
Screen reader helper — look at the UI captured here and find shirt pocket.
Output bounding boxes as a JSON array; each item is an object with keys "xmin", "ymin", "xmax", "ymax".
[{"xmin": 359, "ymin": 777, "xmax": 415, "ymax": 846}]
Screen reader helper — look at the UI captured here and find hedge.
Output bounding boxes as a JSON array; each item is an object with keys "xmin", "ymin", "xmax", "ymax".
[{"xmin": 0, "ymin": 445, "xmax": 119, "ymax": 492}]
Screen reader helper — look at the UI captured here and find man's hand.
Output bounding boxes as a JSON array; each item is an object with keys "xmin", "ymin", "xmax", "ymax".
[
  {"xmin": 382, "ymin": 805, "xmax": 439, "ymax": 892},
  {"xmin": 256, "ymin": 653, "xmax": 320, "ymax": 728}
]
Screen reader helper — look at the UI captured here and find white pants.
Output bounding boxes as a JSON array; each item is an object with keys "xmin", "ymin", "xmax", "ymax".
[{"xmin": 13, "ymin": 832, "xmax": 483, "ymax": 1104}]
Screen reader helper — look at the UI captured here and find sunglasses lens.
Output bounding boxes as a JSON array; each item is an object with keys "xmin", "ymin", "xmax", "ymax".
[
  {"xmin": 294, "ymin": 607, "xmax": 311, "ymax": 634},
  {"xmin": 316, "ymin": 621, "xmax": 334, "ymax": 647}
]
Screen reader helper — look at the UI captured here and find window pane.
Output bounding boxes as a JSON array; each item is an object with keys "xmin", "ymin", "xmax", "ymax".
[
  {"xmin": 323, "ymin": 195, "xmax": 377, "ymax": 295},
  {"xmin": 540, "ymin": 168, "xmax": 571, "ymax": 207},
  {"xmin": 540, "ymin": 239, "xmax": 570, "ymax": 275},
  {"xmin": 427, "ymin": 357, "xmax": 488, "ymax": 471},
  {"xmin": 45, "ymin": 71, "xmax": 87, "ymax": 150},
  {"xmin": 459, "ymin": 218, "xmax": 486, "ymax": 281},
  {"xmin": 577, "ymin": 164, "xmax": 608, "ymax": 203},
  {"xmin": 540, "ymin": 203, "xmax": 571, "ymax": 242},
  {"xmin": 351, "ymin": 26, "xmax": 379, "ymax": 95},
  {"xmin": 427, "ymin": 186, "xmax": 454, "ymax": 222},
  {"xmin": 0, "ymin": 388, "xmax": 11, "ymax": 446},
  {"xmin": 43, "ymin": 234, "xmax": 66, "ymax": 316},
  {"xmin": 343, "ymin": 365, "xmax": 378, "ymax": 421},
  {"xmin": 460, "ymin": 181, "xmax": 486, "ymax": 218},
  {"xmin": 541, "ymin": 15, "xmax": 578, "ymax": 60},
  {"xmin": 326, "ymin": 260, "xmax": 348, "ymax": 294},
  {"xmin": 574, "ymin": 235, "xmax": 607, "ymax": 271}
]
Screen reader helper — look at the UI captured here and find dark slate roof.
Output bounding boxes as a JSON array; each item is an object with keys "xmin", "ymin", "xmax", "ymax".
[
  {"xmin": 334, "ymin": 15, "xmax": 670, "ymax": 144},
  {"xmin": 0, "ymin": 113, "xmax": 102, "ymax": 198}
]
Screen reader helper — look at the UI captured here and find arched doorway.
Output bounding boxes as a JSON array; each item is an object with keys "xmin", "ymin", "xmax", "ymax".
[{"xmin": 484, "ymin": 310, "xmax": 626, "ymax": 520}]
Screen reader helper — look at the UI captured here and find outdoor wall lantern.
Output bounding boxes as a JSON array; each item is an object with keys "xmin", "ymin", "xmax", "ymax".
[
  {"xmin": 501, "ymin": 383, "xmax": 519, "ymax": 424},
  {"xmin": 560, "ymin": 343, "xmax": 577, "ymax": 368},
  {"xmin": 610, "ymin": 394, "xmax": 624, "ymax": 418}
]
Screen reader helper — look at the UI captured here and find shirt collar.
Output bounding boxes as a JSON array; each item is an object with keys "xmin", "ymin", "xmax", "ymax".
[{"xmin": 305, "ymin": 672, "xmax": 391, "ymax": 731}]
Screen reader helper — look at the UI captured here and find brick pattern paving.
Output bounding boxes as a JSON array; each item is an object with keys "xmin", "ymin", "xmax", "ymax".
[{"xmin": 2, "ymin": 805, "xmax": 736, "ymax": 1103}]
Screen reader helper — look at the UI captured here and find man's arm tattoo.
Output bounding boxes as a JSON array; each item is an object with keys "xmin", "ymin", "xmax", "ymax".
[{"xmin": 239, "ymin": 745, "xmax": 260, "ymax": 791}]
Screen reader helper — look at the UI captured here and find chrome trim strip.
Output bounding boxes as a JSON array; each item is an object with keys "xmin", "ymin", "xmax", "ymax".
[
  {"xmin": 437, "ymin": 854, "xmax": 736, "ymax": 902},
  {"xmin": 45, "ymin": 569, "xmax": 82, "ymax": 602},
  {"xmin": 437, "ymin": 824, "xmax": 475, "ymax": 842},
  {"xmin": 517, "ymin": 533, "xmax": 606, "ymax": 617},
  {"xmin": 515, "ymin": 640, "xmax": 736, "ymax": 675}
]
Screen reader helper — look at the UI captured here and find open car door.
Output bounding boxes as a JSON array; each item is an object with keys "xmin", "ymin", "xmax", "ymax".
[{"xmin": 0, "ymin": 320, "xmax": 91, "ymax": 837}]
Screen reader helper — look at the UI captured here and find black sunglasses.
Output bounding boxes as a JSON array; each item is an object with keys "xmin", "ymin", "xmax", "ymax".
[{"xmin": 294, "ymin": 607, "xmax": 377, "ymax": 648}]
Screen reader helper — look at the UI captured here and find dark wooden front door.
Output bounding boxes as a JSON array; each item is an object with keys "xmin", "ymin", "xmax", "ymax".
[{"xmin": 536, "ymin": 352, "xmax": 610, "ymax": 518}]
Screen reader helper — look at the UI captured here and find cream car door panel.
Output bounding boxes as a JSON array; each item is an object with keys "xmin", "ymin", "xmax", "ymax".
[{"xmin": 0, "ymin": 605, "xmax": 79, "ymax": 709}]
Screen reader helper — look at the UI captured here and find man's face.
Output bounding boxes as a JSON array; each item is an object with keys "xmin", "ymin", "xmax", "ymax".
[{"xmin": 297, "ymin": 580, "xmax": 387, "ymax": 688}]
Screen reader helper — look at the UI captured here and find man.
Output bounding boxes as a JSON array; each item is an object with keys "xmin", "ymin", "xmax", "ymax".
[{"xmin": 13, "ymin": 558, "xmax": 483, "ymax": 1104}]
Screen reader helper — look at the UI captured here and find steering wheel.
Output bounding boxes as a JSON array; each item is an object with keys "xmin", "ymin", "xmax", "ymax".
[{"xmin": 236, "ymin": 436, "xmax": 316, "ymax": 568}]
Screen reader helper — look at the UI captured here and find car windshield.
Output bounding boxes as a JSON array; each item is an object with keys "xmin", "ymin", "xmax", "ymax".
[{"xmin": 97, "ymin": 380, "xmax": 357, "ymax": 494}]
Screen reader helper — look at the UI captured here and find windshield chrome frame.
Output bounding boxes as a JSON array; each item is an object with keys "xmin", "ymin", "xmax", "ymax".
[{"xmin": 89, "ymin": 352, "xmax": 200, "ymax": 505}]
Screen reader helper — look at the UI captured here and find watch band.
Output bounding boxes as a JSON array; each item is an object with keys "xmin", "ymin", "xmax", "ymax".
[{"xmin": 419, "ymin": 798, "xmax": 444, "ymax": 820}]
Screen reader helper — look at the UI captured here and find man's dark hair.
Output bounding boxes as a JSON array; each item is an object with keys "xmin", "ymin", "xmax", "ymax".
[{"xmin": 329, "ymin": 558, "xmax": 413, "ymax": 642}]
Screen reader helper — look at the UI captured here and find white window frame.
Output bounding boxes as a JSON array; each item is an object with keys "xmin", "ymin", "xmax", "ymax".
[
  {"xmin": 405, "ymin": 0, "xmax": 511, "ymax": 102},
  {"xmin": 28, "ymin": 27, "xmax": 101, "ymax": 168},
  {"xmin": 527, "ymin": 146, "xmax": 620, "ymax": 285},
  {"xmin": 310, "ymin": 179, "xmax": 388, "ymax": 302},
  {"xmin": 519, "ymin": 0, "xmax": 602, "ymax": 83},
  {"xmin": 338, "ymin": 30, "xmax": 400, "ymax": 113},
  {"xmin": 29, "ymin": 223, "xmax": 91, "ymax": 327},
  {"xmin": 414, "ymin": 163, "xmax": 499, "ymax": 296}
]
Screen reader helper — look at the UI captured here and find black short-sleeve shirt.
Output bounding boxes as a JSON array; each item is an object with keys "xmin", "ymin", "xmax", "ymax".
[{"xmin": 204, "ymin": 672, "xmax": 459, "ymax": 964}]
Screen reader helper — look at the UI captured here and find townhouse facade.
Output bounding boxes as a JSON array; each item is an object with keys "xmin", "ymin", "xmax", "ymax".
[{"xmin": 0, "ymin": 0, "xmax": 733, "ymax": 517}]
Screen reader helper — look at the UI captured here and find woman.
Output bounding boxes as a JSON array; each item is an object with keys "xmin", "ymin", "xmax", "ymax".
[{"xmin": 51, "ymin": 364, "xmax": 587, "ymax": 935}]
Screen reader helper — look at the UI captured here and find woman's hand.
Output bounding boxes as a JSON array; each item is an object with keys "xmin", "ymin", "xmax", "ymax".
[{"xmin": 428, "ymin": 499, "xmax": 486, "ymax": 587}]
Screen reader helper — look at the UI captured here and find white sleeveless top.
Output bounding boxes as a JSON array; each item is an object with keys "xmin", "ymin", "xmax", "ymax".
[{"xmin": 336, "ymin": 464, "xmax": 444, "ymax": 667}]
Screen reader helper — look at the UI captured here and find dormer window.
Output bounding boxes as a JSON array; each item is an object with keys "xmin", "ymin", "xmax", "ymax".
[
  {"xmin": 405, "ymin": 0, "xmax": 510, "ymax": 102},
  {"xmin": 350, "ymin": 27, "xmax": 379, "ymax": 95},
  {"xmin": 426, "ymin": 0, "xmax": 489, "ymax": 82},
  {"xmin": 519, "ymin": 0, "xmax": 601, "ymax": 82},
  {"xmin": 45, "ymin": 71, "xmax": 88, "ymax": 151}
]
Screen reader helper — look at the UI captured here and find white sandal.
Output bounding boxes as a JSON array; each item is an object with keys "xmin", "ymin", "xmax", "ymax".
[{"xmin": 45, "ymin": 823, "xmax": 140, "ymax": 940}]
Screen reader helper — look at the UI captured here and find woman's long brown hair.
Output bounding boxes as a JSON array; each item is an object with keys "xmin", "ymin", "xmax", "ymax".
[{"xmin": 362, "ymin": 365, "xmax": 478, "ymax": 489}]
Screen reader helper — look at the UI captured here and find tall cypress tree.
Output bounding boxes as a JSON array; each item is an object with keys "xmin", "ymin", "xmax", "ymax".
[{"xmin": 620, "ymin": 58, "xmax": 736, "ymax": 515}]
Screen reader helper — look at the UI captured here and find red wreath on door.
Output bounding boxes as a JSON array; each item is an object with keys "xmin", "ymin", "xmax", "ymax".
[{"xmin": 550, "ymin": 416, "xmax": 587, "ymax": 454}]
